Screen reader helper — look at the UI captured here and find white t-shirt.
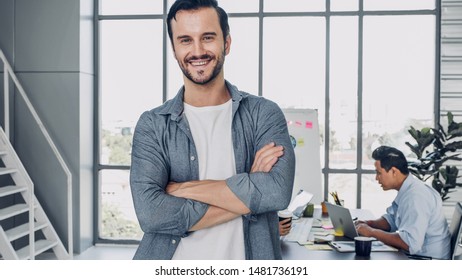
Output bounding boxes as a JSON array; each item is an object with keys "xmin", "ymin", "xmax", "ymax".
[{"xmin": 171, "ymin": 99, "xmax": 245, "ymax": 260}]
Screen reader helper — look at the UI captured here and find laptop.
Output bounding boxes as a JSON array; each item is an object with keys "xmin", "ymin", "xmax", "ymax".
[
  {"xmin": 324, "ymin": 202, "xmax": 358, "ymax": 239},
  {"xmin": 324, "ymin": 202, "xmax": 398, "ymax": 252}
]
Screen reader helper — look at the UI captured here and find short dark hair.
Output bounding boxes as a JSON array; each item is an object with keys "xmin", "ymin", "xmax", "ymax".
[
  {"xmin": 372, "ymin": 146, "xmax": 409, "ymax": 175},
  {"xmin": 167, "ymin": 0, "xmax": 230, "ymax": 44}
]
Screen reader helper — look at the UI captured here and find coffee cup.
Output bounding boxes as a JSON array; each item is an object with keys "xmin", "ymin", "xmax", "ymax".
[
  {"xmin": 354, "ymin": 236, "xmax": 374, "ymax": 256},
  {"xmin": 278, "ymin": 210, "xmax": 292, "ymax": 224}
]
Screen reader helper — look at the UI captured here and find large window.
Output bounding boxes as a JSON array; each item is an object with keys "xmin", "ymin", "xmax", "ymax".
[{"xmin": 96, "ymin": 0, "xmax": 439, "ymax": 242}]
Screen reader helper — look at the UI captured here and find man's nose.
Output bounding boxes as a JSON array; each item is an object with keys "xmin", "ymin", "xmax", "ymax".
[{"xmin": 191, "ymin": 41, "xmax": 206, "ymax": 56}]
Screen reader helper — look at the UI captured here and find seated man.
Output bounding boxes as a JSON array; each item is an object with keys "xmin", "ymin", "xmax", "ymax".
[{"xmin": 355, "ymin": 145, "xmax": 451, "ymax": 259}]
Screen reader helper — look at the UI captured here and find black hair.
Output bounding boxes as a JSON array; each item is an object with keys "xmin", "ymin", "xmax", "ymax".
[
  {"xmin": 167, "ymin": 0, "xmax": 230, "ymax": 44},
  {"xmin": 372, "ymin": 146, "xmax": 409, "ymax": 175}
]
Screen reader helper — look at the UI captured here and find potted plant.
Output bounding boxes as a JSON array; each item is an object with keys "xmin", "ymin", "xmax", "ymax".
[{"xmin": 405, "ymin": 112, "xmax": 462, "ymax": 200}]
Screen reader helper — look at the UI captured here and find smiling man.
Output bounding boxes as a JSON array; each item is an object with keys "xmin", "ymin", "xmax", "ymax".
[
  {"xmin": 355, "ymin": 145, "xmax": 451, "ymax": 259},
  {"xmin": 129, "ymin": 0, "xmax": 295, "ymax": 260}
]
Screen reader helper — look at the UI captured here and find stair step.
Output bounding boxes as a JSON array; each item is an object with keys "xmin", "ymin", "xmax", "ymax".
[
  {"xmin": 5, "ymin": 222, "xmax": 48, "ymax": 242},
  {"xmin": 0, "ymin": 204, "xmax": 29, "ymax": 220},
  {"xmin": 0, "ymin": 185, "xmax": 28, "ymax": 197},
  {"xmin": 0, "ymin": 167, "xmax": 17, "ymax": 176},
  {"xmin": 0, "ymin": 150, "xmax": 7, "ymax": 156},
  {"xmin": 16, "ymin": 239, "xmax": 58, "ymax": 260}
]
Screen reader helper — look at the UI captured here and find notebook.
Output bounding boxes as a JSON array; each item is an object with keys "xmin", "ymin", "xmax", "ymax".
[{"xmin": 329, "ymin": 240, "xmax": 398, "ymax": 252}]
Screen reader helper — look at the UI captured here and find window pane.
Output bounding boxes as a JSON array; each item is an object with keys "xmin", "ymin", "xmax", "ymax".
[
  {"xmin": 364, "ymin": 0, "xmax": 435, "ymax": 11},
  {"xmin": 263, "ymin": 17, "xmax": 325, "ymax": 111},
  {"xmin": 361, "ymin": 174, "xmax": 396, "ymax": 218},
  {"xmin": 226, "ymin": 18, "xmax": 259, "ymax": 94},
  {"xmin": 331, "ymin": 0, "xmax": 358, "ymax": 11},
  {"xmin": 362, "ymin": 15, "xmax": 435, "ymax": 169},
  {"xmin": 442, "ymin": 5, "xmax": 462, "ymax": 20},
  {"xmin": 328, "ymin": 174, "xmax": 357, "ymax": 208},
  {"xmin": 100, "ymin": 170, "xmax": 142, "ymax": 240},
  {"xmin": 264, "ymin": 0, "xmax": 325, "ymax": 12},
  {"xmin": 100, "ymin": 0, "xmax": 163, "ymax": 15},
  {"xmin": 442, "ymin": 43, "xmax": 462, "ymax": 57},
  {"xmin": 329, "ymin": 16, "xmax": 358, "ymax": 169},
  {"xmin": 219, "ymin": 0, "xmax": 259, "ymax": 13},
  {"xmin": 441, "ymin": 79, "xmax": 462, "ymax": 94},
  {"xmin": 100, "ymin": 20, "xmax": 164, "ymax": 165}
]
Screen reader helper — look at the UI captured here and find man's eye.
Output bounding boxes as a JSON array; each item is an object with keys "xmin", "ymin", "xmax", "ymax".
[{"xmin": 180, "ymin": 38, "xmax": 191, "ymax": 44}]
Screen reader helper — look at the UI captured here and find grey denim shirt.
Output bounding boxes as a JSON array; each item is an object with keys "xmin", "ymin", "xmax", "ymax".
[{"xmin": 130, "ymin": 81, "xmax": 295, "ymax": 260}]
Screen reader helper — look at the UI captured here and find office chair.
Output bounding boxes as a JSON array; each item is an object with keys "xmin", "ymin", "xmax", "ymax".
[{"xmin": 449, "ymin": 202, "xmax": 462, "ymax": 260}]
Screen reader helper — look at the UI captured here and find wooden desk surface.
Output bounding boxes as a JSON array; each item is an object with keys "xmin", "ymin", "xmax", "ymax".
[{"xmin": 281, "ymin": 208, "xmax": 409, "ymax": 260}]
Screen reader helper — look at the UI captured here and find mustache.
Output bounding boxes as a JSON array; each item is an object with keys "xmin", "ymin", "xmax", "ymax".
[{"xmin": 186, "ymin": 54, "xmax": 214, "ymax": 63}]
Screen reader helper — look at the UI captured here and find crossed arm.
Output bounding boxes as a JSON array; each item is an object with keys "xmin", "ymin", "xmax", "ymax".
[
  {"xmin": 355, "ymin": 217, "xmax": 410, "ymax": 251},
  {"xmin": 167, "ymin": 142, "xmax": 284, "ymax": 231}
]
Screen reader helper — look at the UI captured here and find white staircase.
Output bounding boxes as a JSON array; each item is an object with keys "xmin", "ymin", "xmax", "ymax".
[
  {"xmin": 0, "ymin": 127, "xmax": 70, "ymax": 259},
  {"xmin": 1, "ymin": 47, "xmax": 72, "ymax": 260}
]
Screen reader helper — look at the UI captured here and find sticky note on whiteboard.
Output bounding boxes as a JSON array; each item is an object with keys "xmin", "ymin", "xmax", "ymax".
[{"xmin": 306, "ymin": 121, "xmax": 313, "ymax": 129}]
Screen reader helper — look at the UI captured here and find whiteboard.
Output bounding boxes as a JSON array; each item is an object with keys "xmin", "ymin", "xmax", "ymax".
[{"xmin": 283, "ymin": 109, "xmax": 323, "ymax": 204}]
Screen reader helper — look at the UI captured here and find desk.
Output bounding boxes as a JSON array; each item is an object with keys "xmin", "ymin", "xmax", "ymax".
[{"xmin": 281, "ymin": 208, "xmax": 409, "ymax": 260}]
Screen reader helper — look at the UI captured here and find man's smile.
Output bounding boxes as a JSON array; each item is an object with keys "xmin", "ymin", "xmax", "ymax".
[{"xmin": 190, "ymin": 60, "xmax": 208, "ymax": 66}]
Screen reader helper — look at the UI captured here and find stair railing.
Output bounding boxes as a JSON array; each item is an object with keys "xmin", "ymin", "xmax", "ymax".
[{"xmin": 0, "ymin": 48, "xmax": 73, "ymax": 259}]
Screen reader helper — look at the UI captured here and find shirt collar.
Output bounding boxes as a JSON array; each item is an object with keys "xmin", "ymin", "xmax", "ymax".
[{"xmin": 157, "ymin": 80, "xmax": 246, "ymax": 122}]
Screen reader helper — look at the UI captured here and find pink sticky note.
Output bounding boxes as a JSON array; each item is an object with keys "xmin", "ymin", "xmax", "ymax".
[{"xmin": 306, "ymin": 121, "xmax": 313, "ymax": 129}]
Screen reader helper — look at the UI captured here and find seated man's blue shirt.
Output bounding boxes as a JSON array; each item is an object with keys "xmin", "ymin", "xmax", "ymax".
[{"xmin": 383, "ymin": 175, "xmax": 451, "ymax": 259}]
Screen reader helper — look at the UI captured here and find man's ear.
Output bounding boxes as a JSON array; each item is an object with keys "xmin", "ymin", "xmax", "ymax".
[
  {"xmin": 391, "ymin": 167, "xmax": 400, "ymax": 177},
  {"xmin": 224, "ymin": 34, "xmax": 231, "ymax": 55}
]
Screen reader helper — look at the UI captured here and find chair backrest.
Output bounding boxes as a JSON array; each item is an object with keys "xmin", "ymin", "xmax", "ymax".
[{"xmin": 449, "ymin": 202, "xmax": 462, "ymax": 260}]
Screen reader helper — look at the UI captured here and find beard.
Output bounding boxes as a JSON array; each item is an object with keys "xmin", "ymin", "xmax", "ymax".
[{"xmin": 178, "ymin": 50, "xmax": 226, "ymax": 85}]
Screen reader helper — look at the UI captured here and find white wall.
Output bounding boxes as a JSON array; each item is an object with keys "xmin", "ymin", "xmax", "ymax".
[{"xmin": 0, "ymin": 0, "xmax": 94, "ymax": 254}]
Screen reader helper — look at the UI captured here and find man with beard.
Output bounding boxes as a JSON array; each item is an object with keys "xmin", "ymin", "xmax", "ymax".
[
  {"xmin": 355, "ymin": 145, "xmax": 451, "ymax": 259},
  {"xmin": 130, "ymin": 0, "xmax": 295, "ymax": 260}
]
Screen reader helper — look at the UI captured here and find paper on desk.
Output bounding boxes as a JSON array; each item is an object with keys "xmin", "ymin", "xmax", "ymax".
[
  {"xmin": 312, "ymin": 231, "xmax": 332, "ymax": 237},
  {"xmin": 304, "ymin": 244, "xmax": 333, "ymax": 251},
  {"xmin": 287, "ymin": 190, "xmax": 314, "ymax": 215}
]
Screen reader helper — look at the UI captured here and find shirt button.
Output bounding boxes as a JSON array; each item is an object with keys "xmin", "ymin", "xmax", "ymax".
[
  {"xmin": 190, "ymin": 156, "xmax": 195, "ymax": 161},
  {"xmin": 172, "ymin": 239, "xmax": 176, "ymax": 244}
]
